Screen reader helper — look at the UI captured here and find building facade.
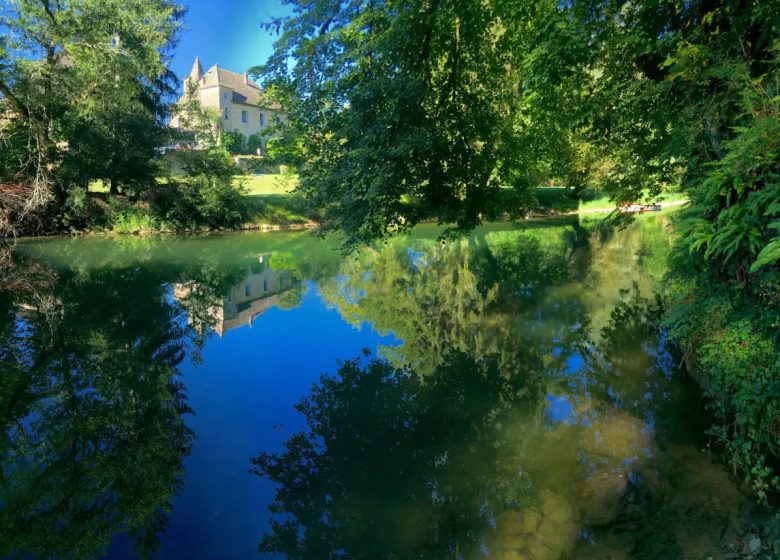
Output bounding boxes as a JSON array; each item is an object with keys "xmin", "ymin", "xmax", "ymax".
[
  {"xmin": 173, "ymin": 255, "xmax": 296, "ymax": 337},
  {"xmin": 170, "ymin": 56, "xmax": 285, "ymax": 146}
]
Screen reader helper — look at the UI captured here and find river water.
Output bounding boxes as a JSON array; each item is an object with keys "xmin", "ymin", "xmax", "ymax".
[{"xmin": 1, "ymin": 214, "xmax": 759, "ymax": 559}]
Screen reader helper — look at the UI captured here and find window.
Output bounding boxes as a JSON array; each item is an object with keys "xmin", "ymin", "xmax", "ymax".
[
  {"xmin": 259, "ymin": 113, "xmax": 265, "ymax": 127},
  {"xmin": 263, "ymin": 279, "xmax": 268, "ymax": 292},
  {"xmin": 241, "ymin": 110, "xmax": 248, "ymax": 123},
  {"xmin": 223, "ymin": 92, "xmax": 229, "ymax": 100},
  {"xmin": 223, "ymin": 108, "xmax": 228, "ymax": 120},
  {"xmin": 245, "ymin": 285, "xmax": 250, "ymax": 297}
]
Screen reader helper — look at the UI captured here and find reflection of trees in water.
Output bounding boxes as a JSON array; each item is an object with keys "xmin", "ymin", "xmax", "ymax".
[
  {"xmin": 0, "ymin": 247, "xmax": 309, "ymax": 559},
  {"xmin": 252, "ymin": 351, "xmax": 545, "ymax": 560},
  {"xmin": 320, "ymin": 226, "xmax": 592, "ymax": 375},
  {"xmin": 257, "ymin": 217, "xmax": 751, "ymax": 560},
  {"xmin": 0, "ymin": 256, "xmax": 206, "ymax": 559},
  {"xmin": 318, "ymin": 216, "xmax": 674, "ymax": 377},
  {"xmin": 582, "ymin": 284, "xmax": 705, "ymax": 440}
]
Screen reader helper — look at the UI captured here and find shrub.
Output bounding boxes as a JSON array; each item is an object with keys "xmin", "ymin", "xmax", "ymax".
[
  {"xmin": 150, "ymin": 148, "xmax": 247, "ymax": 230},
  {"xmin": 109, "ymin": 199, "xmax": 160, "ymax": 233},
  {"xmin": 665, "ymin": 268, "xmax": 780, "ymax": 500},
  {"xmin": 220, "ymin": 130, "xmax": 245, "ymax": 155},
  {"xmin": 247, "ymin": 133, "xmax": 264, "ymax": 155},
  {"xmin": 192, "ymin": 174, "xmax": 247, "ymax": 229},
  {"xmin": 59, "ymin": 188, "xmax": 109, "ymax": 231}
]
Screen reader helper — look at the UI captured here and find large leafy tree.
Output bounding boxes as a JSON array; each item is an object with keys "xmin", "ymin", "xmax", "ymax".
[
  {"xmin": 0, "ymin": 0, "xmax": 183, "ymax": 231},
  {"xmin": 257, "ymin": 0, "xmax": 552, "ymax": 245}
]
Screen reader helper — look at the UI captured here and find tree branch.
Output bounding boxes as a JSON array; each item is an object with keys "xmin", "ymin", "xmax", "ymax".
[{"xmin": 0, "ymin": 79, "xmax": 29, "ymax": 117}]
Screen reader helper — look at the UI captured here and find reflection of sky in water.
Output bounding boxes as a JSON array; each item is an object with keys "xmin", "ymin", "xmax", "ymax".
[
  {"xmin": 546, "ymin": 394, "xmax": 577, "ymax": 425},
  {"xmin": 563, "ymin": 352, "xmax": 583, "ymax": 374},
  {"xmin": 109, "ymin": 285, "xmax": 397, "ymax": 560}
]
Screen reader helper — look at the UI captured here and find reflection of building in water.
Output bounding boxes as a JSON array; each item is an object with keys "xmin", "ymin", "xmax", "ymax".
[{"xmin": 174, "ymin": 255, "xmax": 294, "ymax": 337}]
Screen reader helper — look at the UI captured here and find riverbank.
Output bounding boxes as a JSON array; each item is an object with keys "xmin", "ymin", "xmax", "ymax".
[
  {"xmin": 10, "ymin": 180, "xmax": 687, "ymax": 240},
  {"xmin": 532, "ymin": 186, "xmax": 689, "ymax": 215},
  {"xmin": 79, "ymin": 173, "xmax": 317, "ymax": 235}
]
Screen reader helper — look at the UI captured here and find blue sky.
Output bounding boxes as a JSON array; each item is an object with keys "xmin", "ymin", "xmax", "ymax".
[{"xmin": 170, "ymin": 0, "xmax": 293, "ymax": 86}]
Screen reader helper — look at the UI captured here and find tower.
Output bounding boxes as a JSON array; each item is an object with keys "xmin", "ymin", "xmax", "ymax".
[{"xmin": 186, "ymin": 56, "xmax": 204, "ymax": 90}]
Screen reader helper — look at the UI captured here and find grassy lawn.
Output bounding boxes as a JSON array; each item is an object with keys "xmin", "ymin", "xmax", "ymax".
[
  {"xmin": 239, "ymin": 173, "xmax": 310, "ymax": 226},
  {"xmin": 238, "ymin": 173, "xmax": 299, "ymax": 196},
  {"xmin": 90, "ymin": 173, "xmax": 298, "ymax": 195},
  {"xmin": 90, "ymin": 173, "xmax": 312, "ymax": 229},
  {"xmin": 535, "ymin": 186, "xmax": 688, "ymax": 213},
  {"xmin": 88, "ymin": 180, "xmax": 109, "ymax": 193},
  {"xmin": 90, "ymin": 176, "xmax": 688, "ymax": 230}
]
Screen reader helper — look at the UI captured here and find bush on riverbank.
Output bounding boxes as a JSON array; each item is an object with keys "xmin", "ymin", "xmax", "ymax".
[
  {"xmin": 150, "ymin": 148, "xmax": 248, "ymax": 231},
  {"xmin": 662, "ymin": 111, "xmax": 780, "ymax": 500},
  {"xmin": 70, "ymin": 148, "xmax": 252, "ymax": 234},
  {"xmin": 665, "ymin": 266, "xmax": 780, "ymax": 500}
]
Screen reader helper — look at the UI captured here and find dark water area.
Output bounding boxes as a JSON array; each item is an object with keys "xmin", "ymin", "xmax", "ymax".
[{"xmin": 0, "ymin": 215, "xmax": 762, "ymax": 559}]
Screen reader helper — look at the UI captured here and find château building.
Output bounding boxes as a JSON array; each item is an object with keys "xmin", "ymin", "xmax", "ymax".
[{"xmin": 170, "ymin": 56, "xmax": 285, "ymax": 147}]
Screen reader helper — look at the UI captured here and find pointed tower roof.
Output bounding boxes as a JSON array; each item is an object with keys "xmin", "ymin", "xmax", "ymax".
[{"xmin": 189, "ymin": 56, "xmax": 203, "ymax": 81}]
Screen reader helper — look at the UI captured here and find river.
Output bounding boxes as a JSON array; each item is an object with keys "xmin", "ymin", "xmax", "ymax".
[{"xmin": 0, "ymin": 214, "xmax": 761, "ymax": 559}]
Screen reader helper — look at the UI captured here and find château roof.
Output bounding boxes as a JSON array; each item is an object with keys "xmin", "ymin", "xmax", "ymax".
[{"xmin": 199, "ymin": 64, "xmax": 281, "ymax": 110}]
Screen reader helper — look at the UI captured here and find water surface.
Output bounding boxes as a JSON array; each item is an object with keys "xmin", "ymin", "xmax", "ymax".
[{"xmin": 1, "ymin": 215, "xmax": 756, "ymax": 559}]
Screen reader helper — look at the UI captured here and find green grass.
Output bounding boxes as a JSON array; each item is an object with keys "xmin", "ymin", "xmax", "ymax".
[
  {"xmin": 243, "ymin": 194, "xmax": 311, "ymax": 226},
  {"xmin": 535, "ymin": 186, "xmax": 688, "ymax": 213},
  {"xmin": 239, "ymin": 173, "xmax": 310, "ymax": 227},
  {"xmin": 88, "ymin": 180, "xmax": 109, "ymax": 193},
  {"xmin": 91, "ymin": 173, "xmax": 310, "ymax": 228},
  {"xmin": 238, "ymin": 173, "xmax": 299, "ymax": 196},
  {"xmin": 89, "ymin": 173, "xmax": 299, "ymax": 196}
]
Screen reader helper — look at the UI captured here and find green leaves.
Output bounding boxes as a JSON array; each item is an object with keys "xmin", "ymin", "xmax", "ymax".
[
  {"xmin": 751, "ymin": 222, "xmax": 780, "ymax": 272},
  {"xmin": 0, "ymin": 0, "xmax": 184, "ymax": 230},
  {"xmin": 260, "ymin": 0, "xmax": 559, "ymax": 245}
]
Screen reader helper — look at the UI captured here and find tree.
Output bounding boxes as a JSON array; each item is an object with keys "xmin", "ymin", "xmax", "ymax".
[
  {"xmin": 220, "ymin": 129, "xmax": 245, "ymax": 155},
  {"xmin": 0, "ymin": 0, "xmax": 184, "ymax": 232},
  {"xmin": 246, "ymin": 132, "xmax": 265, "ymax": 155},
  {"xmin": 258, "ymin": 0, "xmax": 545, "ymax": 245}
]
